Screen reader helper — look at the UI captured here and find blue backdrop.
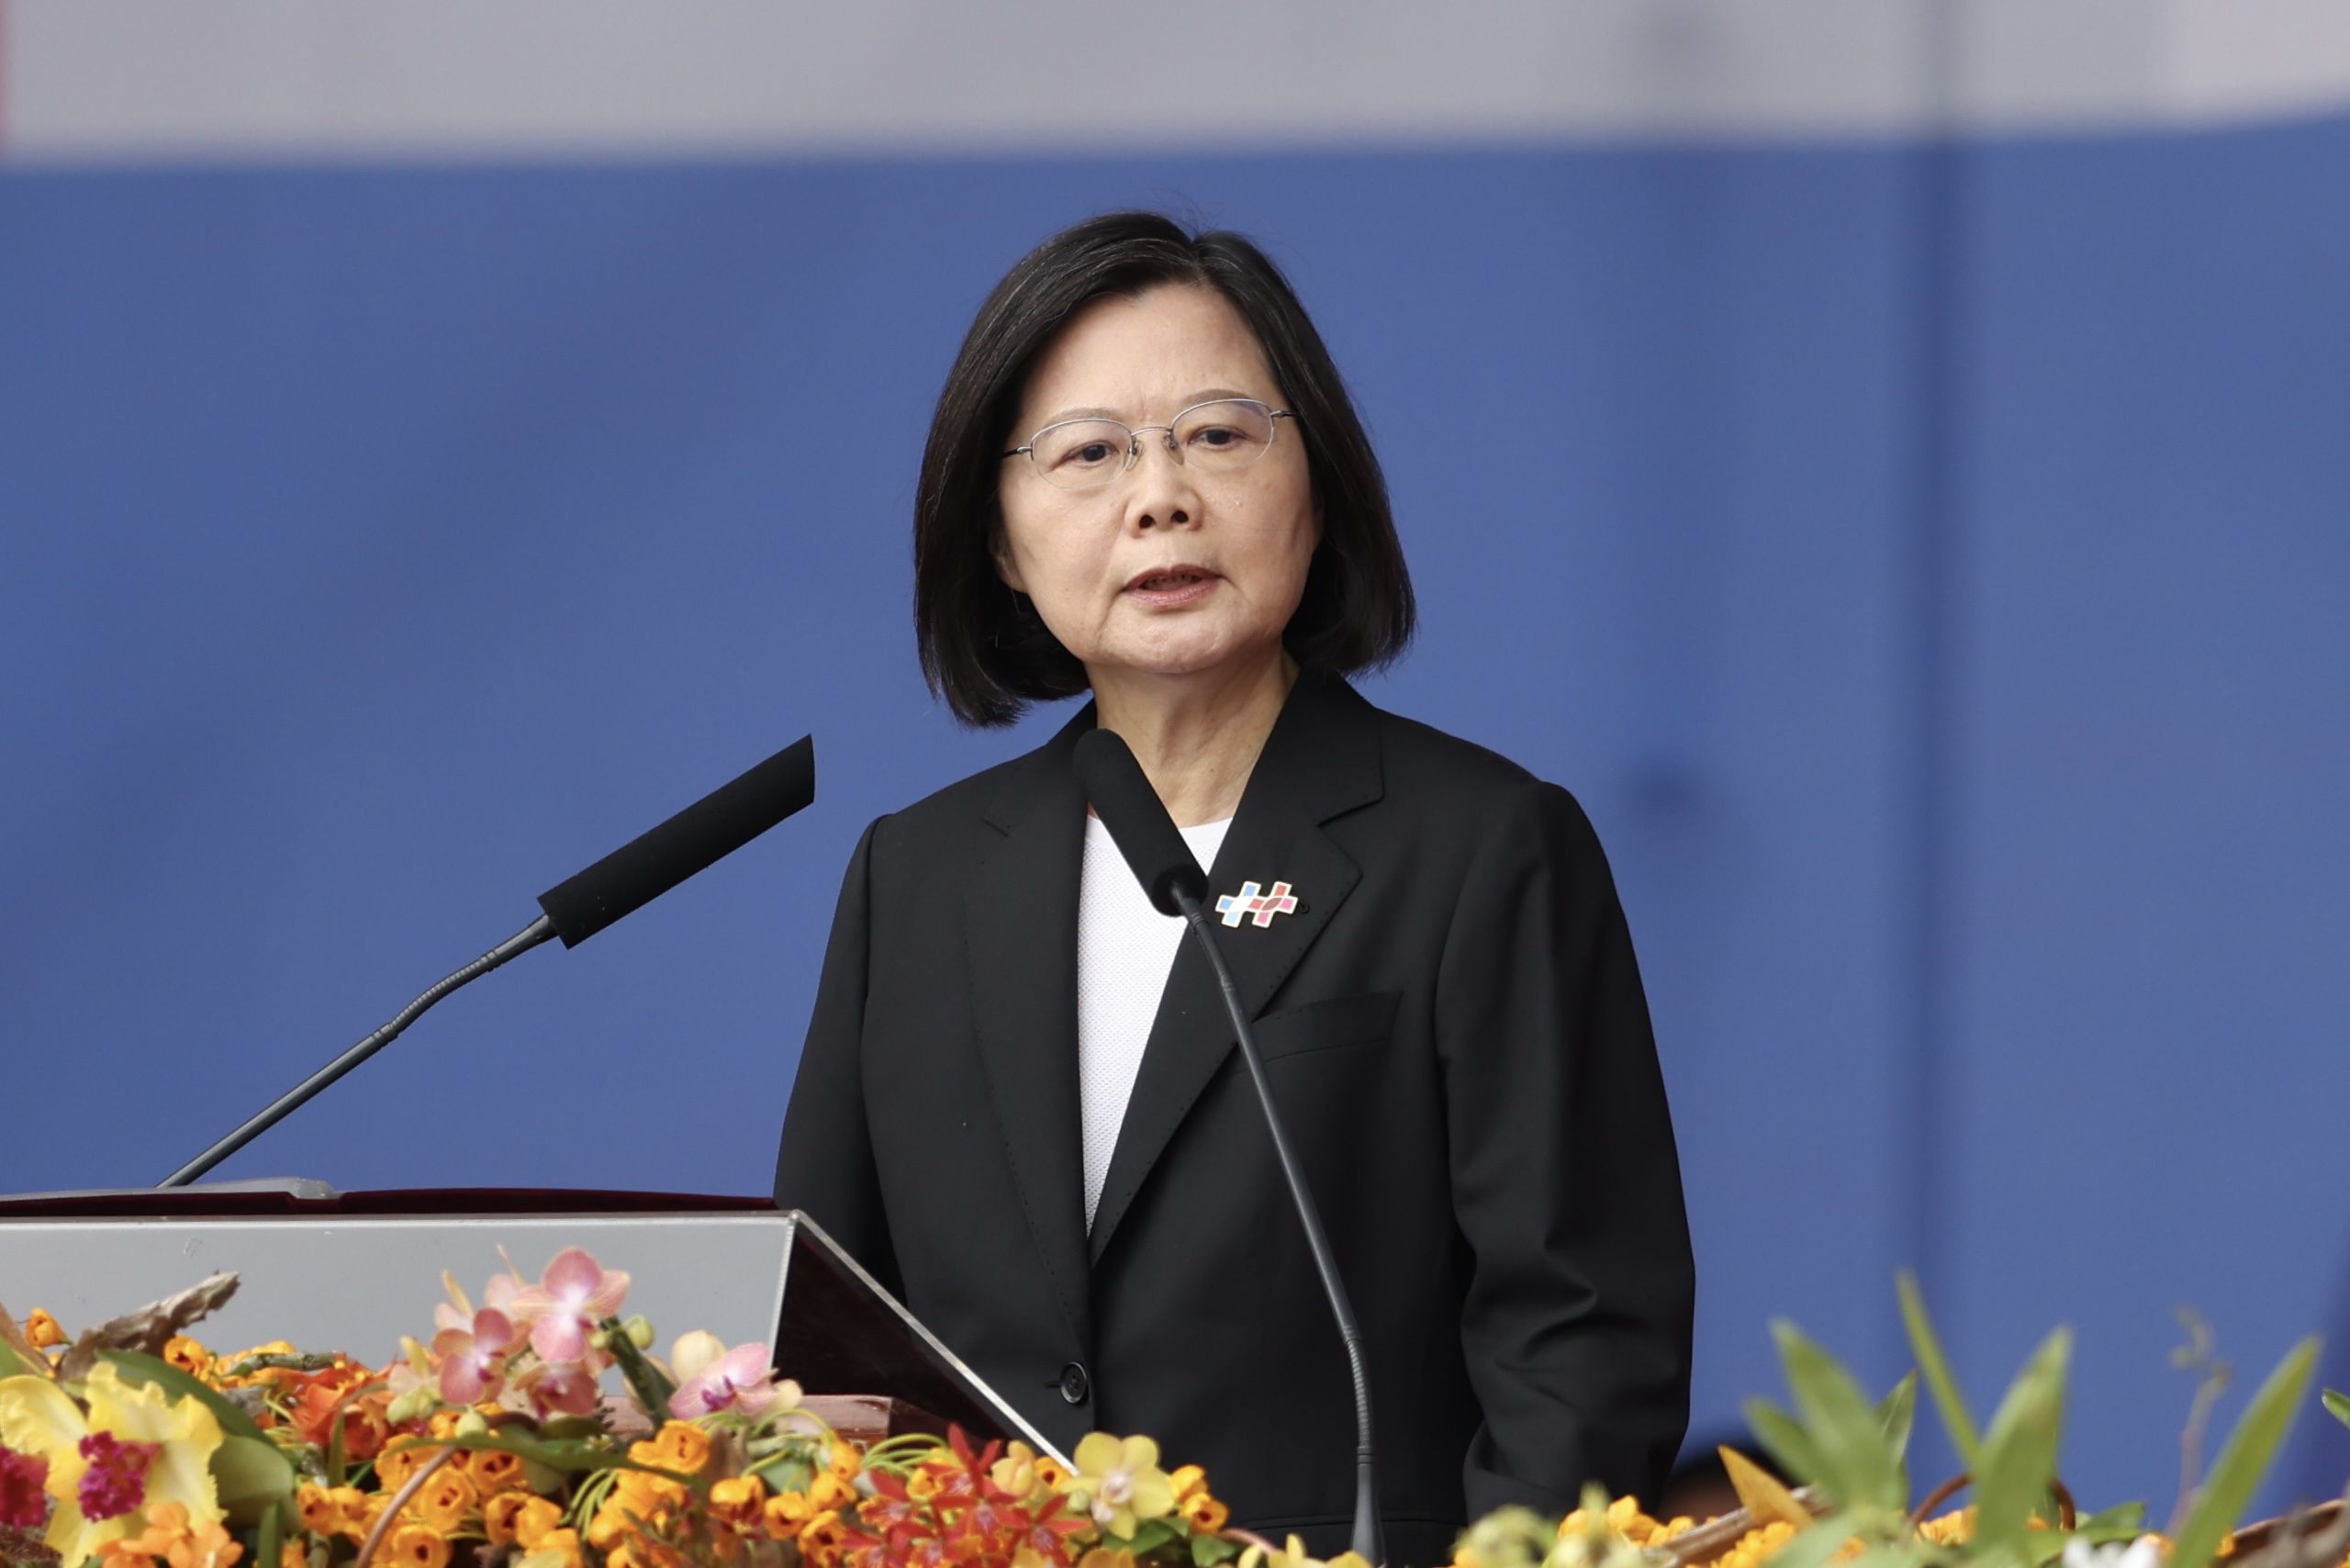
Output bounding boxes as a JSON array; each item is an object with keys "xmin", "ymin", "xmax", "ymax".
[{"xmin": 4, "ymin": 120, "xmax": 2347, "ymax": 1513}]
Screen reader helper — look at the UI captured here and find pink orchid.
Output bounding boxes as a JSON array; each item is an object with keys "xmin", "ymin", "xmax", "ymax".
[
  {"xmin": 511, "ymin": 1249, "xmax": 631, "ymax": 1364},
  {"xmin": 432, "ymin": 1307, "xmax": 524, "ymax": 1404},
  {"xmin": 515, "ymin": 1359, "xmax": 600, "ymax": 1419},
  {"xmin": 666, "ymin": 1338, "xmax": 788, "ymax": 1419},
  {"xmin": 433, "ymin": 1267, "xmax": 522, "ymax": 1336}
]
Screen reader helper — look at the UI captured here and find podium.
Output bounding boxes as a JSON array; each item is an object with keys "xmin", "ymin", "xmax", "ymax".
[{"xmin": 0, "ymin": 1184, "xmax": 1060, "ymax": 1459}]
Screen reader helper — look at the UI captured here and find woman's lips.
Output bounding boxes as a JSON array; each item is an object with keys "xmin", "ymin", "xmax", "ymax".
[{"xmin": 1123, "ymin": 567, "xmax": 1221, "ymax": 608}]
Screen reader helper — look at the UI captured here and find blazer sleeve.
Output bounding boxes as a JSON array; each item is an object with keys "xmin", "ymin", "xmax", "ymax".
[
  {"xmin": 1435, "ymin": 779, "xmax": 1695, "ymax": 1517},
  {"xmin": 773, "ymin": 815, "xmax": 902, "ymax": 1297}
]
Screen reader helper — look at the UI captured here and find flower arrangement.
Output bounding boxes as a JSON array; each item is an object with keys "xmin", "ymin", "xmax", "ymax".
[
  {"xmin": 12, "ymin": 1260, "xmax": 2348, "ymax": 1568},
  {"xmin": 1445, "ymin": 1274, "xmax": 2350, "ymax": 1568},
  {"xmin": 0, "ymin": 1250, "xmax": 1247, "ymax": 1568}
]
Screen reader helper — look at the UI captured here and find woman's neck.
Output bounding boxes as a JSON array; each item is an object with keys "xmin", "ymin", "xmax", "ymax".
[{"xmin": 1089, "ymin": 652, "xmax": 1298, "ymax": 827}]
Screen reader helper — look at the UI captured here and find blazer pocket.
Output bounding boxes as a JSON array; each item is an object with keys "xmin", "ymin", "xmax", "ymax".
[{"xmin": 1249, "ymin": 990, "xmax": 1401, "ymax": 1063}]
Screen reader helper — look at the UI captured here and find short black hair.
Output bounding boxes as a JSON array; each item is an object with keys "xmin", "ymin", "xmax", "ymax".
[{"xmin": 913, "ymin": 210, "xmax": 1416, "ymax": 727}]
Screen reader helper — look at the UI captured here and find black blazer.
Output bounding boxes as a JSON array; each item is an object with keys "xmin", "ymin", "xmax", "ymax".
[{"xmin": 773, "ymin": 675, "xmax": 1693, "ymax": 1567}]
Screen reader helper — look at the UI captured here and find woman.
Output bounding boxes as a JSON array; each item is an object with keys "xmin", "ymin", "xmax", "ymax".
[{"xmin": 774, "ymin": 212, "xmax": 1693, "ymax": 1566}]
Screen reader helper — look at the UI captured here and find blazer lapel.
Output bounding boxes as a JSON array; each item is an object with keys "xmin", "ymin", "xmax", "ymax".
[
  {"xmin": 1086, "ymin": 676, "xmax": 1385, "ymax": 1263},
  {"xmin": 963, "ymin": 707, "xmax": 1096, "ymax": 1349}
]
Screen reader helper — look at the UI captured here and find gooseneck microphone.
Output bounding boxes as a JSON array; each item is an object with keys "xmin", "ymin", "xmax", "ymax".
[
  {"xmin": 160, "ymin": 734, "xmax": 815, "ymax": 1188},
  {"xmin": 1071, "ymin": 729, "xmax": 1383, "ymax": 1567}
]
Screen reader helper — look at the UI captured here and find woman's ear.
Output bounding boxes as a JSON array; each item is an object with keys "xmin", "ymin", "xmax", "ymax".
[{"xmin": 990, "ymin": 531, "xmax": 1028, "ymax": 594}]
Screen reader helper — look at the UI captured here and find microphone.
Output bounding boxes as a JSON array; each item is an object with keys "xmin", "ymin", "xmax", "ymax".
[
  {"xmin": 160, "ymin": 734, "xmax": 816, "ymax": 1188},
  {"xmin": 1070, "ymin": 729, "xmax": 1383, "ymax": 1567}
]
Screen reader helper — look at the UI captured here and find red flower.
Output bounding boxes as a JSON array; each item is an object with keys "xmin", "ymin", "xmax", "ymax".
[
  {"xmin": 75, "ymin": 1432, "xmax": 158, "ymax": 1522},
  {"xmin": 0, "ymin": 1446, "xmax": 50, "ymax": 1530}
]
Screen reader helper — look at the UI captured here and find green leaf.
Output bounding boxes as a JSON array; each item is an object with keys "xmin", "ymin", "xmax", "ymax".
[
  {"xmin": 255, "ymin": 1498, "xmax": 285, "ymax": 1568},
  {"xmin": 98, "ymin": 1350, "xmax": 271, "ymax": 1444},
  {"xmin": 755, "ymin": 1454, "xmax": 814, "ymax": 1495},
  {"xmin": 0, "ymin": 1340, "xmax": 30, "ymax": 1379},
  {"xmin": 325, "ymin": 1392, "xmax": 348, "ymax": 1489},
  {"xmin": 1125, "ymin": 1518, "xmax": 1179, "ymax": 1554},
  {"xmin": 2170, "ymin": 1337, "xmax": 2320, "ymax": 1568},
  {"xmin": 2322, "ymin": 1389, "xmax": 2350, "ymax": 1431},
  {"xmin": 1843, "ymin": 1544, "xmax": 1931, "ymax": 1568},
  {"xmin": 1774, "ymin": 1320, "xmax": 1906, "ymax": 1512},
  {"xmin": 1876, "ymin": 1373, "xmax": 1919, "ymax": 1465},
  {"xmin": 213, "ymin": 1433, "xmax": 298, "ymax": 1524},
  {"xmin": 1897, "ymin": 1271, "xmax": 1981, "ymax": 1468},
  {"xmin": 2076, "ymin": 1503, "xmax": 2148, "ymax": 1536},
  {"xmin": 1193, "ymin": 1530, "xmax": 1243, "ymax": 1567},
  {"xmin": 1972, "ymin": 1328, "xmax": 2071, "ymax": 1557},
  {"xmin": 1744, "ymin": 1397, "xmax": 1828, "ymax": 1488},
  {"xmin": 386, "ymin": 1430, "xmax": 697, "ymax": 1484},
  {"xmin": 1768, "ymin": 1513, "xmax": 1867, "ymax": 1568}
]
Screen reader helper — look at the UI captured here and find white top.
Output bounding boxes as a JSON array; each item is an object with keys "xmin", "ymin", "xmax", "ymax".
[{"xmin": 1077, "ymin": 812, "xmax": 1234, "ymax": 1232}]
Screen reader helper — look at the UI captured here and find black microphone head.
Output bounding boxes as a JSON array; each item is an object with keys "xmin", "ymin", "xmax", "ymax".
[
  {"xmin": 537, "ymin": 734, "xmax": 815, "ymax": 946},
  {"xmin": 1072, "ymin": 729, "xmax": 1210, "ymax": 917}
]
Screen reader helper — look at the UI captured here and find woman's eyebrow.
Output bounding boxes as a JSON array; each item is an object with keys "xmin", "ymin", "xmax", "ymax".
[{"xmin": 1035, "ymin": 389, "xmax": 1263, "ymax": 425}]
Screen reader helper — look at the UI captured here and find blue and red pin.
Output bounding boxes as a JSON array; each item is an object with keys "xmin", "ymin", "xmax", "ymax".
[{"xmin": 1214, "ymin": 879, "xmax": 1300, "ymax": 928}]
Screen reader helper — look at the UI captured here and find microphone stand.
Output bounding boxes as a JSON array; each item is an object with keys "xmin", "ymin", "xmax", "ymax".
[
  {"xmin": 1172, "ymin": 888, "xmax": 1384, "ymax": 1567},
  {"xmin": 160, "ymin": 915, "xmax": 554, "ymax": 1187}
]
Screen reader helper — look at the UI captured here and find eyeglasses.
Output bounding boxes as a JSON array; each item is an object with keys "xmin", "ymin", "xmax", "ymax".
[{"xmin": 1002, "ymin": 398, "xmax": 1295, "ymax": 492}]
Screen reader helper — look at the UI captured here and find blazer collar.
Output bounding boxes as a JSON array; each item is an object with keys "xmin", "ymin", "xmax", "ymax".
[{"xmin": 960, "ymin": 675, "xmax": 1386, "ymax": 1301}]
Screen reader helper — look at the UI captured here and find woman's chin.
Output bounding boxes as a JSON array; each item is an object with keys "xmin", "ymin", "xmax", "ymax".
[{"xmin": 1084, "ymin": 634, "xmax": 1282, "ymax": 688}]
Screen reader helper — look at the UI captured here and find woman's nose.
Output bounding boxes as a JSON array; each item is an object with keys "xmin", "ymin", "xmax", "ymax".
[{"xmin": 1125, "ymin": 429, "xmax": 1201, "ymax": 529}]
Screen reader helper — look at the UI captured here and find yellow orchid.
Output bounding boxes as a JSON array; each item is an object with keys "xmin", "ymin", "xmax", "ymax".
[
  {"xmin": 0, "ymin": 1361, "xmax": 225, "ymax": 1567},
  {"xmin": 1069, "ymin": 1432, "xmax": 1176, "ymax": 1541},
  {"xmin": 1237, "ymin": 1533, "xmax": 1373, "ymax": 1568}
]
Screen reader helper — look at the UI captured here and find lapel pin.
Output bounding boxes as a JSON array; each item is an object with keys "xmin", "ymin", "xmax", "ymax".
[{"xmin": 1214, "ymin": 879, "xmax": 1301, "ymax": 929}]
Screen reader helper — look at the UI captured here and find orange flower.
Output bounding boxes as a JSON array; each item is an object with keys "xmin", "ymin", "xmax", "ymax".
[
  {"xmin": 521, "ymin": 1528, "xmax": 583, "ymax": 1568},
  {"xmin": 162, "ymin": 1338, "xmax": 214, "ymax": 1380},
  {"xmin": 386, "ymin": 1524, "xmax": 450, "ymax": 1568},
  {"xmin": 1169, "ymin": 1464, "xmax": 1208, "ymax": 1504},
  {"xmin": 346, "ymin": 1493, "xmax": 392, "ymax": 1544},
  {"xmin": 98, "ymin": 1502, "xmax": 245, "ymax": 1568},
  {"xmin": 372, "ymin": 1444, "xmax": 433, "ymax": 1492},
  {"xmin": 24, "ymin": 1310, "xmax": 67, "ymax": 1350},
  {"xmin": 711, "ymin": 1475, "xmax": 768, "ymax": 1529},
  {"xmin": 467, "ymin": 1447, "xmax": 527, "ymax": 1494},
  {"xmin": 763, "ymin": 1490, "xmax": 815, "ymax": 1541},
  {"xmin": 1181, "ymin": 1494, "xmax": 1230, "ymax": 1533},
  {"xmin": 279, "ymin": 1541, "xmax": 308, "ymax": 1568},
  {"xmin": 586, "ymin": 1504, "xmax": 634, "ymax": 1551},
  {"xmin": 162, "ymin": 1519, "xmax": 244, "ymax": 1568},
  {"xmin": 324, "ymin": 1487, "xmax": 367, "ymax": 1535},
  {"xmin": 613, "ymin": 1468, "xmax": 688, "ymax": 1517},
  {"xmin": 213, "ymin": 1343, "xmax": 299, "ymax": 1391},
  {"xmin": 906, "ymin": 1468, "xmax": 944, "ymax": 1501},
  {"xmin": 296, "ymin": 1484, "xmax": 343, "ymax": 1535},
  {"xmin": 509, "ymin": 1496, "xmax": 563, "ymax": 1551},
  {"xmin": 799, "ymin": 1510, "xmax": 847, "ymax": 1567},
  {"xmin": 651, "ymin": 1422, "xmax": 712, "ymax": 1475},
  {"xmin": 288, "ymin": 1368, "xmax": 386, "ymax": 1461},
  {"xmin": 405, "ymin": 1467, "xmax": 477, "ymax": 1533},
  {"xmin": 334, "ymin": 1402, "xmax": 390, "ymax": 1463},
  {"xmin": 1035, "ymin": 1456, "xmax": 1072, "ymax": 1490},
  {"xmin": 828, "ymin": 1441, "xmax": 861, "ymax": 1483},
  {"xmin": 484, "ymin": 1492, "xmax": 537, "ymax": 1546},
  {"xmin": 809, "ymin": 1471, "xmax": 857, "ymax": 1513}
]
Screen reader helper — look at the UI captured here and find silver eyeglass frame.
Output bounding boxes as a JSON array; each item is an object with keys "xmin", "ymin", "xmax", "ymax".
[{"xmin": 1001, "ymin": 398, "xmax": 1296, "ymax": 490}]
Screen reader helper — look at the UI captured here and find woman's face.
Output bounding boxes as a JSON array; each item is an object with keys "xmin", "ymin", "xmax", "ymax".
[{"xmin": 994, "ymin": 283, "xmax": 1318, "ymax": 691}]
